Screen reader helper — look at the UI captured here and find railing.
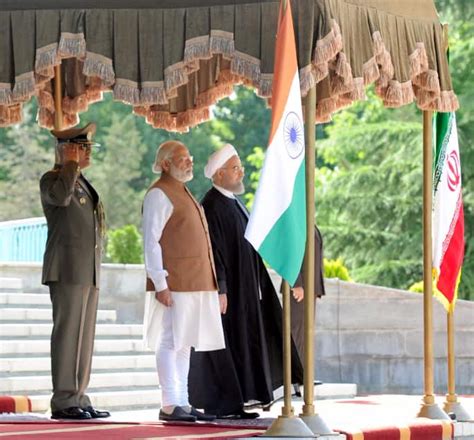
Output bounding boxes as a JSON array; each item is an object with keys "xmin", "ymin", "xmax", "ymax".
[{"xmin": 0, "ymin": 217, "xmax": 47, "ymax": 262}]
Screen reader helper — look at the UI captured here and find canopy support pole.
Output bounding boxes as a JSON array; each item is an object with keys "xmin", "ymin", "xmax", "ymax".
[
  {"xmin": 443, "ymin": 309, "xmax": 472, "ymax": 421},
  {"xmin": 417, "ymin": 110, "xmax": 450, "ymax": 420},
  {"xmin": 261, "ymin": 280, "xmax": 315, "ymax": 438},
  {"xmin": 53, "ymin": 64, "xmax": 63, "ymax": 130},
  {"xmin": 299, "ymin": 85, "xmax": 334, "ymax": 436}
]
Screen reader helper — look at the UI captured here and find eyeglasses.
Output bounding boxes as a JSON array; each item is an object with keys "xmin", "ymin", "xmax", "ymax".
[{"xmin": 220, "ymin": 165, "xmax": 245, "ymax": 173}]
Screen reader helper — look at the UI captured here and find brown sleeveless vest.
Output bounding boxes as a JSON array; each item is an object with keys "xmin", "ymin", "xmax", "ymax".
[{"xmin": 145, "ymin": 173, "xmax": 217, "ymax": 292}]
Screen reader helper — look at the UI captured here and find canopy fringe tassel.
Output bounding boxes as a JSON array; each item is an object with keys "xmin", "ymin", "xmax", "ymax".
[
  {"xmin": 12, "ymin": 73, "xmax": 36, "ymax": 102},
  {"xmin": 210, "ymin": 31, "xmax": 235, "ymax": 58},
  {"xmin": 113, "ymin": 80, "xmax": 141, "ymax": 105},
  {"xmin": 0, "ymin": 86, "xmax": 13, "ymax": 105},
  {"xmin": 58, "ymin": 33, "xmax": 86, "ymax": 60},
  {"xmin": 140, "ymin": 83, "xmax": 168, "ymax": 105},
  {"xmin": 0, "ymin": 16, "xmax": 459, "ymax": 130},
  {"xmin": 83, "ymin": 53, "xmax": 115, "ymax": 87},
  {"xmin": 35, "ymin": 43, "xmax": 59, "ymax": 82}
]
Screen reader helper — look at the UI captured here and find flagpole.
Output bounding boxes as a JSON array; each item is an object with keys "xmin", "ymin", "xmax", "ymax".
[
  {"xmin": 416, "ymin": 110, "xmax": 450, "ymax": 420},
  {"xmin": 444, "ymin": 309, "xmax": 472, "ymax": 421},
  {"xmin": 53, "ymin": 64, "xmax": 63, "ymax": 130},
  {"xmin": 262, "ymin": 3, "xmax": 321, "ymax": 435},
  {"xmin": 441, "ymin": 24, "xmax": 472, "ymax": 423},
  {"xmin": 299, "ymin": 83, "xmax": 334, "ymax": 436},
  {"xmin": 262, "ymin": 280, "xmax": 314, "ymax": 438}
]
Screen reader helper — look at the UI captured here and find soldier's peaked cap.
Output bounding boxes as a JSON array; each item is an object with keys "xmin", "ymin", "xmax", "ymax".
[{"xmin": 51, "ymin": 122, "xmax": 97, "ymax": 144}]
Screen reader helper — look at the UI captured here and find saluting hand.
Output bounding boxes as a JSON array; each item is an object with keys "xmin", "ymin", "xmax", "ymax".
[
  {"xmin": 155, "ymin": 288, "xmax": 173, "ymax": 307},
  {"xmin": 63, "ymin": 144, "xmax": 80, "ymax": 164},
  {"xmin": 219, "ymin": 293, "xmax": 228, "ymax": 315}
]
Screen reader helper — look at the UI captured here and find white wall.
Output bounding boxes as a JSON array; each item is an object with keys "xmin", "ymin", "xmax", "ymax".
[{"xmin": 1, "ymin": 262, "xmax": 473, "ymax": 394}]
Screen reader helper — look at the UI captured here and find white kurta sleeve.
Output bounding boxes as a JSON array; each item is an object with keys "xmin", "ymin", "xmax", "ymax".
[{"xmin": 142, "ymin": 188, "xmax": 173, "ymax": 292}]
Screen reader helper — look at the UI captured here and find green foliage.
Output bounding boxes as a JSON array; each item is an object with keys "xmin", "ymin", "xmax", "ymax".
[
  {"xmin": 0, "ymin": 106, "xmax": 51, "ymax": 221},
  {"xmin": 323, "ymin": 258, "xmax": 352, "ymax": 281},
  {"xmin": 106, "ymin": 224, "xmax": 143, "ymax": 264},
  {"xmin": 316, "ymin": 91, "xmax": 425, "ymax": 290},
  {"xmin": 408, "ymin": 281, "xmax": 424, "ymax": 293},
  {"xmin": 87, "ymin": 113, "xmax": 147, "ymax": 229},
  {"xmin": 244, "ymin": 146, "xmax": 265, "ymax": 208}
]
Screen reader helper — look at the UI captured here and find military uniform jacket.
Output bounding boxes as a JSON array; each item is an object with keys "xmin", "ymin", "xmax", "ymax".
[{"xmin": 40, "ymin": 161, "xmax": 101, "ymax": 287}]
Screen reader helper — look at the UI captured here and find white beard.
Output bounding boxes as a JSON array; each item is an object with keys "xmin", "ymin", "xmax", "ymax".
[{"xmin": 170, "ymin": 164, "xmax": 193, "ymax": 183}]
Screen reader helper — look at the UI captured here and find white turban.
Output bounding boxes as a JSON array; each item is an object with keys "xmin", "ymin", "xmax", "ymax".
[{"xmin": 204, "ymin": 144, "xmax": 238, "ymax": 179}]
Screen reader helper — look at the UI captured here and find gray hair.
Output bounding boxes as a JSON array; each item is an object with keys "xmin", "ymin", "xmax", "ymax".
[{"xmin": 152, "ymin": 140, "xmax": 185, "ymax": 174}]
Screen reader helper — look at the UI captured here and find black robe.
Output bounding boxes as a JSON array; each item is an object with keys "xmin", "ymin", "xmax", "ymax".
[{"xmin": 188, "ymin": 187, "xmax": 303, "ymax": 415}]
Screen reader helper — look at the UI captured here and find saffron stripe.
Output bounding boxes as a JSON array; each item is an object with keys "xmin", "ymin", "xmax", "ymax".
[{"xmin": 268, "ymin": 0, "xmax": 298, "ymax": 144}]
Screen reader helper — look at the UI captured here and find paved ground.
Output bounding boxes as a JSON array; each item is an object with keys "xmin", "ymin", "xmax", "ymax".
[
  {"xmin": 2, "ymin": 394, "xmax": 473, "ymax": 438},
  {"xmin": 108, "ymin": 394, "xmax": 474, "ymax": 431}
]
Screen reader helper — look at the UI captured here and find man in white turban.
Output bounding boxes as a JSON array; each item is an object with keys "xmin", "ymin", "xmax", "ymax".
[{"xmin": 188, "ymin": 144, "xmax": 303, "ymax": 419}]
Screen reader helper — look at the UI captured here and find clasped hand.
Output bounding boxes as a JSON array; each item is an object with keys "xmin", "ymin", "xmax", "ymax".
[{"xmin": 155, "ymin": 288, "xmax": 173, "ymax": 307}]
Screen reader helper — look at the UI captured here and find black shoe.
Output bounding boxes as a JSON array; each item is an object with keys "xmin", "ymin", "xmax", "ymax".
[
  {"xmin": 293, "ymin": 383, "xmax": 302, "ymax": 397},
  {"xmin": 190, "ymin": 407, "xmax": 216, "ymax": 421},
  {"xmin": 189, "ymin": 406, "xmax": 216, "ymax": 422},
  {"xmin": 82, "ymin": 406, "xmax": 111, "ymax": 418},
  {"xmin": 159, "ymin": 406, "xmax": 197, "ymax": 422},
  {"xmin": 221, "ymin": 409, "xmax": 260, "ymax": 420},
  {"xmin": 237, "ymin": 409, "xmax": 260, "ymax": 419},
  {"xmin": 51, "ymin": 407, "xmax": 92, "ymax": 420},
  {"xmin": 314, "ymin": 380, "xmax": 323, "ymax": 386}
]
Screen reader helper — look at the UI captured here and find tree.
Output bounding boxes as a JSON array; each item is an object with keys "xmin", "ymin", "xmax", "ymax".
[
  {"xmin": 316, "ymin": 95, "xmax": 424, "ymax": 290},
  {"xmin": 87, "ymin": 113, "xmax": 147, "ymax": 229},
  {"xmin": 0, "ymin": 106, "xmax": 51, "ymax": 221}
]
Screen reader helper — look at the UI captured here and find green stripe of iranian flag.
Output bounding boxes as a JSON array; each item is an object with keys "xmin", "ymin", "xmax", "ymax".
[{"xmin": 245, "ymin": 1, "xmax": 306, "ymax": 286}]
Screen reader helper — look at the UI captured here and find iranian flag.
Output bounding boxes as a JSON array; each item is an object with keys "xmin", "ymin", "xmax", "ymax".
[
  {"xmin": 432, "ymin": 111, "xmax": 465, "ymax": 311},
  {"xmin": 244, "ymin": 0, "xmax": 306, "ymax": 286}
]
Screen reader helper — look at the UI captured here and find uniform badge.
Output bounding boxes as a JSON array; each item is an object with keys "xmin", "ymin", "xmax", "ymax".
[{"xmin": 79, "ymin": 197, "xmax": 87, "ymax": 205}]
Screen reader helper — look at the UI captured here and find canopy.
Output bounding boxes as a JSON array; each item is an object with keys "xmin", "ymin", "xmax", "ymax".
[{"xmin": 0, "ymin": 0, "xmax": 459, "ymax": 131}]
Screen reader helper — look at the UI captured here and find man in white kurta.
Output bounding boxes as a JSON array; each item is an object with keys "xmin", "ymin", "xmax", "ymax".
[{"xmin": 142, "ymin": 140, "xmax": 225, "ymax": 422}]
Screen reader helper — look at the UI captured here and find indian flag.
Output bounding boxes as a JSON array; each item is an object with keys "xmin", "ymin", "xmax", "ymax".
[
  {"xmin": 432, "ymin": 111, "xmax": 465, "ymax": 311},
  {"xmin": 245, "ymin": 0, "xmax": 306, "ymax": 286}
]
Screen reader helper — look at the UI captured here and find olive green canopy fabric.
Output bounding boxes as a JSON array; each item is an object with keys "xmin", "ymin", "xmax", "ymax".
[{"xmin": 0, "ymin": 0, "xmax": 458, "ymax": 131}]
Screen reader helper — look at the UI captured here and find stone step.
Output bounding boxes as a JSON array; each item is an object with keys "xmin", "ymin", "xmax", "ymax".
[
  {"xmin": 0, "ymin": 308, "xmax": 116, "ymax": 323},
  {"xmin": 1, "ymin": 354, "xmax": 155, "ymax": 374},
  {"xmin": 0, "ymin": 278, "xmax": 23, "ymax": 292},
  {"xmin": 0, "ymin": 371, "xmax": 159, "ymax": 395},
  {"xmin": 30, "ymin": 389, "xmax": 162, "ymax": 412},
  {"xmin": 0, "ymin": 323, "xmax": 143, "ymax": 338},
  {"xmin": 0, "ymin": 292, "xmax": 50, "ymax": 306},
  {"xmin": 0, "ymin": 338, "xmax": 147, "ymax": 356},
  {"xmin": 1, "ymin": 352, "xmax": 156, "ymax": 375}
]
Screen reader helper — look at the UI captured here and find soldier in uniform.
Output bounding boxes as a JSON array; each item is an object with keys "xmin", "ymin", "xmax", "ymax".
[{"xmin": 40, "ymin": 123, "xmax": 110, "ymax": 420}]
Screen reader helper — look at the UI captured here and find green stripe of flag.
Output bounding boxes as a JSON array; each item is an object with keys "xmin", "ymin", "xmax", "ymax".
[{"xmin": 257, "ymin": 160, "xmax": 306, "ymax": 285}]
